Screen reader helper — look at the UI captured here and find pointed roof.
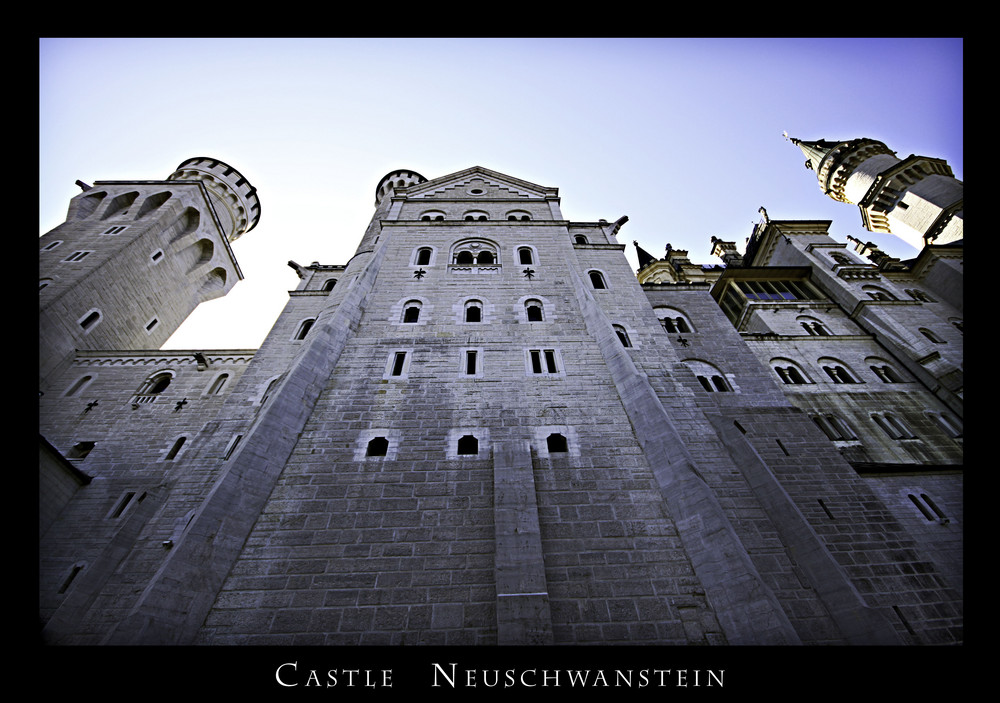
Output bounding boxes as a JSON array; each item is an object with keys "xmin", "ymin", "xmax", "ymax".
[
  {"xmin": 634, "ymin": 241, "xmax": 656, "ymax": 269},
  {"xmin": 788, "ymin": 137, "xmax": 842, "ymax": 172}
]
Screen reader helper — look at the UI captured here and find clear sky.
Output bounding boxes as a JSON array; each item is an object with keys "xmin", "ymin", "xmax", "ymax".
[{"xmin": 39, "ymin": 38, "xmax": 963, "ymax": 350}]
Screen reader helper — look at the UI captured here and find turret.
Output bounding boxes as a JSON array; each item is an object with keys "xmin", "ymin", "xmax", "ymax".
[
  {"xmin": 374, "ymin": 169, "xmax": 427, "ymax": 207},
  {"xmin": 167, "ymin": 157, "xmax": 261, "ymax": 242},
  {"xmin": 39, "ymin": 157, "xmax": 259, "ymax": 390},
  {"xmin": 789, "ymin": 136, "xmax": 962, "ymax": 250}
]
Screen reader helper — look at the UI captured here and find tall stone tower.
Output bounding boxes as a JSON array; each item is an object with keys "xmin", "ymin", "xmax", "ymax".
[
  {"xmin": 789, "ymin": 137, "xmax": 963, "ymax": 250},
  {"xmin": 38, "ymin": 157, "xmax": 260, "ymax": 389}
]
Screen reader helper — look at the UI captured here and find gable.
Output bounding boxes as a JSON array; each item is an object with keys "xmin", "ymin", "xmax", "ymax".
[{"xmin": 407, "ymin": 167, "xmax": 554, "ymax": 201}]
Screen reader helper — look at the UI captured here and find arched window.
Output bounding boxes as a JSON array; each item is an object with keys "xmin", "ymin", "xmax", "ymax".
[
  {"xmin": 464, "ymin": 300, "xmax": 482, "ymax": 322},
  {"xmin": 863, "ymin": 285, "xmax": 897, "ymax": 301},
  {"xmin": 829, "ymin": 252, "xmax": 853, "ymax": 265},
  {"xmin": 546, "ymin": 433, "xmax": 568, "ymax": 453},
  {"xmin": 685, "ymin": 360, "xmax": 731, "ymax": 392},
  {"xmin": 812, "ymin": 415, "xmax": 857, "ymax": 441},
  {"xmin": 797, "ymin": 316, "xmax": 830, "ymax": 336},
  {"xmin": 457, "ymin": 435, "xmax": 479, "ymax": 455},
  {"xmin": 919, "ymin": 328, "xmax": 945, "ymax": 344},
  {"xmin": 518, "ymin": 247, "xmax": 534, "ymax": 265},
  {"xmin": 135, "ymin": 372, "xmax": 173, "ymax": 403},
  {"xmin": 322, "ymin": 278, "xmax": 337, "ymax": 291},
  {"xmin": 415, "ymin": 248, "xmax": 432, "ymax": 266},
  {"xmin": 589, "ymin": 271, "xmax": 607, "ymax": 289},
  {"xmin": 451, "ymin": 239, "xmax": 499, "ymax": 268},
  {"xmin": 574, "ymin": 235, "xmax": 588, "ymax": 244},
  {"xmin": 65, "ymin": 375, "xmax": 94, "ymax": 397},
  {"xmin": 293, "ymin": 318, "xmax": 316, "ymax": 340},
  {"xmin": 906, "ymin": 289, "xmax": 935, "ymax": 302},
  {"xmin": 929, "ymin": 412, "xmax": 963, "ymax": 438},
  {"xmin": 822, "ymin": 364, "xmax": 858, "ymax": 384},
  {"xmin": 872, "ymin": 413, "xmax": 916, "ymax": 439},
  {"xmin": 869, "ymin": 364, "xmax": 904, "ymax": 383},
  {"xmin": 525, "ymin": 299, "xmax": 544, "ymax": 322},
  {"xmin": 507, "ymin": 211, "xmax": 531, "ymax": 221},
  {"xmin": 695, "ymin": 375, "xmax": 730, "ymax": 392},
  {"xmin": 165, "ymin": 436, "xmax": 186, "ymax": 461},
  {"xmin": 773, "ymin": 361, "xmax": 809, "ymax": 385},
  {"xmin": 402, "ymin": 301, "xmax": 422, "ymax": 323},
  {"xmin": 420, "ymin": 211, "xmax": 445, "ymax": 222},
  {"xmin": 655, "ymin": 307, "xmax": 693, "ymax": 334},
  {"xmin": 207, "ymin": 374, "xmax": 229, "ymax": 395},
  {"xmin": 950, "ymin": 318, "xmax": 963, "ymax": 334},
  {"xmin": 613, "ymin": 325, "xmax": 632, "ymax": 347},
  {"xmin": 79, "ymin": 309, "xmax": 102, "ymax": 332}
]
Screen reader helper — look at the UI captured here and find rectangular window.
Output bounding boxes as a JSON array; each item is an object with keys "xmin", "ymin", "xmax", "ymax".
[
  {"xmin": 224, "ymin": 434, "xmax": 242, "ymax": 460},
  {"xmin": 465, "ymin": 350, "xmax": 477, "ymax": 375},
  {"xmin": 101, "ymin": 225, "xmax": 128, "ymax": 235},
  {"xmin": 111, "ymin": 492, "xmax": 136, "ymax": 519},
  {"xmin": 529, "ymin": 349, "xmax": 561, "ymax": 375},
  {"xmin": 544, "ymin": 350, "xmax": 558, "ymax": 373},
  {"xmin": 391, "ymin": 352, "xmax": 407, "ymax": 377}
]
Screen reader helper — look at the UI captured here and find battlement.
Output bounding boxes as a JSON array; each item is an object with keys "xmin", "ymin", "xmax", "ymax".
[
  {"xmin": 374, "ymin": 169, "xmax": 427, "ymax": 207},
  {"xmin": 168, "ymin": 157, "xmax": 261, "ymax": 241}
]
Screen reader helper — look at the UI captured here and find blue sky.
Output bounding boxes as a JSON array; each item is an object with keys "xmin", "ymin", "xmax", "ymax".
[{"xmin": 39, "ymin": 38, "xmax": 963, "ymax": 350}]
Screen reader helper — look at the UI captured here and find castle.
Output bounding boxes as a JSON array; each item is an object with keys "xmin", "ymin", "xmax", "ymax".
[{"xmin": 38, "ymin": 137, "xmax": 962, "ymax": 646}]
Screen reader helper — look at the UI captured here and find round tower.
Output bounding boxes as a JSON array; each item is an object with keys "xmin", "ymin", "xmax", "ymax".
[
  {"xmin": 789, "ymin": 137, "xmax": 962, "ymax": 249},
  {"xmin": 168, "ymin": 157, "xmax": 261, "ymax": 242},
  {"xmin": 374, "ymin": 169, "xmax": 427, "ymax": 207}
]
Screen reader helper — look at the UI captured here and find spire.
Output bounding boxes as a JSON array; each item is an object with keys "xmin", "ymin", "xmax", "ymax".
[
  {"xmin": 786, "ymin": 135, "xmax": 841, "ymax": 172},
  {"xmin": 634, "ymin": 241, "xmax": 655, "ymax": 269}
]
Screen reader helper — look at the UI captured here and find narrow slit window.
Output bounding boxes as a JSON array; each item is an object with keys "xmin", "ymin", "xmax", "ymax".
[
  {"xmin": 165, "ymin": 436, "xmax": 186, "ymax": 460},
  {"xmin": 530, "ymin": 350, "xmax": 543, "ymax": 374},
  {"xmin": 111, "ymin": 492, "xmax": 136, "ymax": 519},
  {"xmin": 58, "ymin": 565, "xmax": 84, "ymax": 594},
  {"xmin": 391, "ymin": 352, "xmax": 407, "ymax": 377},
  {"xmin": 465, "ymin": 350, "xmax": 478, "ymax": 375},
  {"xmin": 224, "ymin": 434, "xmax": 242, "ymax": 460},
  {"xmin": 544, "ymin": 350, "xmax": 558, "ymax": 373},
  {"xmin": 80, "ymin": 310, "xmax": 101, "ymax": 331}
]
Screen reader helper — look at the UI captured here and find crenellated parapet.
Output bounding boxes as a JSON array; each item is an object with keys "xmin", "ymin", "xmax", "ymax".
[
  {"xmin": 374, "ymin": 169, "xmax": 428, "ymax": 207},
  {"xmin": 168, "ymin": 157, "xmax": 261, "ymax": 241}
]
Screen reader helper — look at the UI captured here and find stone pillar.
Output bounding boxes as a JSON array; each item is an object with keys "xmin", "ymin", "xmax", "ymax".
[{"xmin": 493, "ymin": 440, "xmax": 554, "ymax": 645}]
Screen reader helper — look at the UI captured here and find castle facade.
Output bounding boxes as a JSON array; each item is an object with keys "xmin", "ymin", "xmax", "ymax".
[{"xmin": 39, "ymin": 138, "xmax": 962, "ymax": 645}]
